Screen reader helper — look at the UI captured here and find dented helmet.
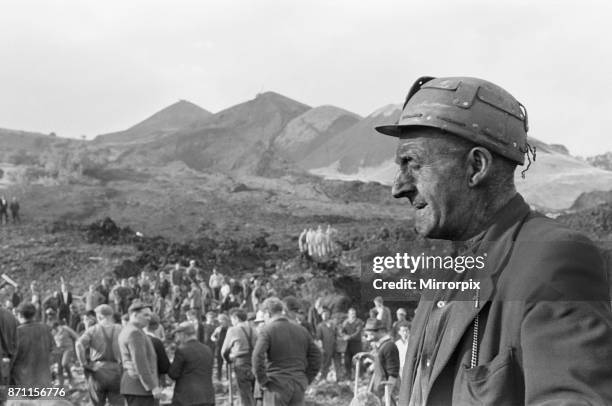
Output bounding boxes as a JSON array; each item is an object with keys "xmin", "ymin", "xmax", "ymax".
[{"xmin": 375, "ymin": 76, "xmax": 530, "ymax": 165}]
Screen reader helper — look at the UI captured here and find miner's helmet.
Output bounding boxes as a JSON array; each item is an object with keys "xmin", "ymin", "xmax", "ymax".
[{"xmin": 375, "ymin": 76, "xmax": 530, "ymax": 165}]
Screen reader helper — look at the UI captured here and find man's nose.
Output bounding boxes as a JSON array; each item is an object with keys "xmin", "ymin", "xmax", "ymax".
[{"xmin": 392, "ymin": 169, "xmax": 416, "ymax": 199}]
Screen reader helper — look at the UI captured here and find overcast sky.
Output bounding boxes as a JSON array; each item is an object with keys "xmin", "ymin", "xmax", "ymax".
[{"xmin": 1, "ymin": 0, "xmax": 611, "ymax": 156}]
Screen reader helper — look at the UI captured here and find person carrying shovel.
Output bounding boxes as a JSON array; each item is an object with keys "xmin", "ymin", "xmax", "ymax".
[{"xmin": 360, "ymin": 319, "xmax": 399, "ymax": 406}]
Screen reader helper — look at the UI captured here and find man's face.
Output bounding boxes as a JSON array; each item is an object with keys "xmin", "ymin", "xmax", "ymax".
[
  {"xmin": 133, "ymin": 308, "xmax": 152, "ymax": 328},
  {"xmin": 393, "ymin": 131, "xmax": 470, "ymax": 239},
  {"xmin": 399, "ymin": 326, "xmax": 410, "ymax": 341},
  {"xmin": 397, "ymin": 310, "xmax": 406, "ymax": 321},
  {"xmin": 364, "ymin": 330, "xmax": 379, "ymax": 343},
  {"xmin": 348, "ymin": 309, "xmax": 356, "ymax": 320}
]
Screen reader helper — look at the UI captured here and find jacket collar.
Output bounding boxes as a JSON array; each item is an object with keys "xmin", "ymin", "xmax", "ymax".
[{"xmin": 406, "ymin": 193, "xmax": 531, "ymax": 402}]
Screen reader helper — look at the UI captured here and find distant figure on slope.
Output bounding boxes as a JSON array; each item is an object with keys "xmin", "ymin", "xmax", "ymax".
[
  {"xmin": 325, "ymin": 224, "xmax": 338, "ymax": 255},
  {"xmin": 0, "ymin": 196, "xmax": 8, "ymax": 225},
  {"xmin": 298, "ymin": 228, "xmax": 308, "ymax": 254},
  {"xmin": 314, "ymin": 225, "xmax": 325, "ymax": 257},
  {"xmin": 9, "ymin": 197, "xmax": 20, "ymax": 224}
]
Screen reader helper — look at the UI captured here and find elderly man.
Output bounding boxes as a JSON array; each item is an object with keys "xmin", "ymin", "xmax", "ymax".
[
  {"xmin": 118, "ymin": 301, "xmax": 162, "ymax": 406},
  {"xmin": 252, "ymin": 297, "xmax": 321, "ymax": 406},
  {"xmin": 376, "ymin": 76, "xmax": 612, "ymax": 405},
  {"xmin": 168, "ymin": 321, "xmax": 215, "ymax": 406}
]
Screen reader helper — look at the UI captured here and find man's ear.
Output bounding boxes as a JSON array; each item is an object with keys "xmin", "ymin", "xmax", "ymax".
[{"xmin": 466, "ymin": 147, "xmax": 493, "ymax": 187}]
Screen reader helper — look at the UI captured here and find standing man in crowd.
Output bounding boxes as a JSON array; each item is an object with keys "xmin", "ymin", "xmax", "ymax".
[
  {"xmin": 9, "ymin": 197, "xmax": 20, "ymax": 224},
  {"xmin": 118, "ymin": 301, "xmax": 162, "ymax": 406},
  {"xmin": 168, "ymin": 322, "xmax": 215, "ymax": 406},
  {"xmin": 315, "ymin": 308, "xmax": 336, "ymax": 382},
  {"xmin": 0, "ymin": 303, "xmax": 18, "ymax": 405},
  {"xmin": 0, "ymin": 196, "xmax": 8, "ymax": 225},
  {"xmin": 222, "ymin": 308, "xmax": 256, "ymax": 406},
  {"xmin": 55, "ymin": 278, "xmax": 73, "ymax": 324},
  {"xmin": 76, "ymin": 304, "xmax": 124, "ymax": 406},
  {"xmin": 85, "ymin": 284, "xmax": 106, "ymax": 312},
  {"xmin": 364, "ymin": 319, "xmax": 399, "ymax": 404},
  {"xmin": 252, "ymin": 297, "xmax": 321, "ymax": 406},
  {"xmin": 11, "ymin": 303, "xmax": 54, "ymax": 388},
  {"xmin": 376, "ymin": 75, "xmax": 612, "ymax": 404},
  {"xmin": 370, "ymin": 297, "xmax": 392, "ymax": 332},
  {"xmin": 209, "ymin": 268, "xmax": 224, "ymax": 301},
  {"xmin": 391, "ymin": 308, "xmax": 408, "ymax": 340},
  {"xmin": 341, "ymin": 307, "xmax": 364, "ymax": 381},
  {"xmin": 394, "ymin": 323, "xmax": 410, "ymax": 382}
]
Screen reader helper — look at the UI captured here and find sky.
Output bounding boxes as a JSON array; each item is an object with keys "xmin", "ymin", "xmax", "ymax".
[{"xmin": 1, "ymin": 0, "xmax": 611, "ymax": 156}]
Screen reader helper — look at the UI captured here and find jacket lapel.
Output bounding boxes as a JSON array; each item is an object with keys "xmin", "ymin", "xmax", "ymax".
[{"xmin": 425, "ymin": 194, "xmax": 531, "ymax": 396}]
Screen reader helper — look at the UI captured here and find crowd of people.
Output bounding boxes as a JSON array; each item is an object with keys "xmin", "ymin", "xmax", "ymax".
[
  {"xmin": 0, "ymin": 196, "xmax": 20, "ymax": 225},
  {"xmin": 0, "ymin": 261, "xmax": 411, "ymax": 406},
  {"xmin": 298, "ymin": 225, "xmax": 338, "ymax": 259}
]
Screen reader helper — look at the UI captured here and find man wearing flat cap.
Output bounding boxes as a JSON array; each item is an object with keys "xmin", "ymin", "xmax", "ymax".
[
  {"xmin": 364, "ymin": 318, "xmax": 400, "ymax": 404},
  {"xmin": 118, "ymin": 301, "xmax": 162, "ymax": 406},
  {"xmin": 76, "ymin": 304, "xmax": 124, "ymax": 406},
  {"xmin": 168, "ymin": 321, "xmax": 215, "ymax": 406},
  {"xmin": 376, "ymin": 76, "xmax": 612, "ymax": 405}
]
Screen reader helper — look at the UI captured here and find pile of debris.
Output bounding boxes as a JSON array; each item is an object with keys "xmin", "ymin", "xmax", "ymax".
[{"xmin": 86, "ymin": 217, "xmax": 138, "ymax": 245}]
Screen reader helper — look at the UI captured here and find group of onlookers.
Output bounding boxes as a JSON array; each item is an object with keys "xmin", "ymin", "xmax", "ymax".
[
  {"xmin": 0, "ymin": 260, "xmax": 411, "ymax": 406},
  {"xmin": 0, "ymin": 196, "xmax": 20, "ymax": 225}
]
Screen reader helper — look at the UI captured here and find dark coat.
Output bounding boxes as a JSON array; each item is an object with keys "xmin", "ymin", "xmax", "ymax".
[
  {"xmin": 168, "ymin": 339, "xmax": 215, "ymax": 406},
  {"xmin": 0, "ymin": 308, "xmax": 18, "ymax": 359},
  {"xmin": 55, "ymin": 290, "xmax": 73, "ymax": 323},
  {"xmin": 399, "ymin": 194, "xmax": 612, "ymax": 405},
  {"xmin": 148, "ymin": 334, "xmax": 170, "ymax": 375},
  {"xmin": 11, "ymin": 321, "xmax": 54, "ymax": 387},
  {"xmin": 252, "ymin": 315, "xmax": 321, "ymax": 390}
]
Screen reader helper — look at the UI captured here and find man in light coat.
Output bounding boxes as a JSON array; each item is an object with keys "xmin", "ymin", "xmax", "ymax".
[{"xmin": 118, "ymin": 301, "xmax": 162, "ymax": 406}]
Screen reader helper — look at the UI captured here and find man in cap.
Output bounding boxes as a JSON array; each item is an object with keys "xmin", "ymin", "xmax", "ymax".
[
  {"xmin": 168, "ymin": 321, "xmax": 215, "ymax": 406},
  {"xmin": 364, "ymin": 319, "xmax": 399, "ymax": 403},
  {"xmin": 376, "ymin": 76, "xmax": 612, "ymax": 404},
  {"xmin": 76, "ymin": 304, "xmax": 124, "ymax": 406},
  {"xmin": 118, "ymin": 301, "xmax": 162, "ymax": 406},
  {"xmin": 252, "ymin": 297, "xmax": 321, "ymax": 406},
  {"xmin": 222, "ymin": 308, "xmax": 257, "ymax": 406}
]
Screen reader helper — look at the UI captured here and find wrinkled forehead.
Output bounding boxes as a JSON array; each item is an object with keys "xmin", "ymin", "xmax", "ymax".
[{"xmin": 396, "ymin": 130, "xmax": 468, "ymax": 160}]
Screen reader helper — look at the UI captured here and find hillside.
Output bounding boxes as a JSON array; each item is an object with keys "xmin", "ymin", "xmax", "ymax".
[
  {"xmin": 0, "ymin": 127, "xmax": 80, "ymax": 162},
  {"xmin": 273, "ymin": 105, "xmax": 361, "ymax": 162},
  {"xmin": 94, "ymin": 100, "xmax": 212, "ymax": 145},
  {"xmin": 587, "ymin": 151, "xmax": 612, "ymax": 171},
  {"xmin": 116, "ymin": 92, "xmax": 311, "ymax": 175}
]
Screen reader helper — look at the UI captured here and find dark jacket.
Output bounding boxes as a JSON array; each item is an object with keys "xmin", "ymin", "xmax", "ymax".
[
  {"xmin": 0, "ymin": 308, "xmax": 18, "ymax": 359},
  {"xmin": 399, "ymin": 194, "xmax": 612, "ymax": 405},
  {"xmin": 168, "ymin": 339, "xmax": 215, "ymax": 406},
  {"xmin": 55, "ymin": 290, "xmax": 73, "ymax": 323},
  {"xmin": 373, "ymin": 336, "xmax": 399, "ymax": 391},
  {"xmin": 148, "ymin": 334, "xmax": 170, "ymax": 375},
  {"xmin": 11, "ymin": 321, "xmax": 54, "ymax": 387},
  {"xmin": 252, "ymin": 315, "xmax": 321, "ymax": 390}
]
